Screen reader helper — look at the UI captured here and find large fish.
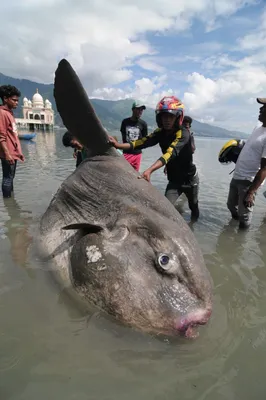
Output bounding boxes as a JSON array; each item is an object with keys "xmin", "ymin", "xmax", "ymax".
[{"xmin": 39, "ymin": 59, "xmax": 213, "ymax": 338}]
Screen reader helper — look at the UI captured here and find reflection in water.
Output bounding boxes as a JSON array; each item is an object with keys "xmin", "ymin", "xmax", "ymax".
[
  {"xmin": 28, "ymin": 131, "xmax": 57, "ymax": 166},
  {"xmin": 3, "ymin": 197, "xmax": 34, "ymax": 278},
  {"xmin": 56, "ymin": 285, "xmax": 99, "ymax": 324}
]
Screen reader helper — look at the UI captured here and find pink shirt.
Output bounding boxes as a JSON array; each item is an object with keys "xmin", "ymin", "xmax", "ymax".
[{"xmin": 0, "ymin": 105, "xmax": 24, "ymax": 161}]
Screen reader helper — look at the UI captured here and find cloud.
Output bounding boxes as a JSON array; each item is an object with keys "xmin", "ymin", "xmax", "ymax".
[
  {"xmin": 177, "ymin": 6, "xmax": 266, "ymax": 132},
  {"xmin": 182, "ymin": 62, "xmax": 266, "ymax": 131},
  {"xmin": 184, "ymin": 65, "xmax": 266, "ymax": 108},
  {"xmin": 136, "ymin": 58, "xmax": 165, "ymax": 73},
  {"xmin": 0, "ymin": 0, "xmax": 257, "ymax": 89},
  {"xmin": 0, "ymin": 0, "xmax": 263, "ymax": 132},
  {"xmin": 237, "ymin": 9, "xmax": 266, "ymax": 50},
  {"xmin": 92, "ymin": 74, "xmax": 174, "ymax": 108},
  {"xmin": 92, "ymin": 40, "xmax": 266, "ymax": 132}
]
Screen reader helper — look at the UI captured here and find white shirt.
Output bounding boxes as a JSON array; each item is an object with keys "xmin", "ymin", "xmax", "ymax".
[{"xmin": 233, "ymin": 126, "xmax": 266, "ymax": 181}]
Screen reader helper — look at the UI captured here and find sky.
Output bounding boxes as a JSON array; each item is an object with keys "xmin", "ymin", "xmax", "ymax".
[{"xmin": 1, "ymin": 0, "xmax": 266, "ymax": 133}]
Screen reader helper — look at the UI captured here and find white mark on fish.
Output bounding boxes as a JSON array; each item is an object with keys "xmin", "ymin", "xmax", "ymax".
[
  {"xmin": 97, "ymin": 264, "xmax": 107, "ymax": 271},
  {"xmin": 86, "ymin": 245, "xmax": 102, "ymax": 263}
]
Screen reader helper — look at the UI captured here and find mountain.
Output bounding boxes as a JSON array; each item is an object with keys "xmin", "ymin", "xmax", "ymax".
[
  {"xmin": 0, "ymin": 73, "xmax": 58, "ymax": 120},
  {"xmin": 0, "ymin": 72, "xmax": 249, "ymax": 139},
  {"xmin": 90, "ymin": 98, "xmax": 250, "ymax": 139}
]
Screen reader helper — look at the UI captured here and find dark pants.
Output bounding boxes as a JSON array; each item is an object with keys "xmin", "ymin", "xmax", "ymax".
[
  {"xmin": 227, "ymin": 178, "xmax": 255, "ymax": 229},
  {"xmin": 1, "ymin": 158, "xmax": 17, "ymax": 198},
  {"xmin": 165, "ymin": 173, "xmax": 200, "ymax": 219}
]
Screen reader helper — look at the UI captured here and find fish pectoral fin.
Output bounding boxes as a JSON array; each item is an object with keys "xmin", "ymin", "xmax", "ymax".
[{"xmin": 62, "ymin": 223, "xmax": 103, "ymax": 235}]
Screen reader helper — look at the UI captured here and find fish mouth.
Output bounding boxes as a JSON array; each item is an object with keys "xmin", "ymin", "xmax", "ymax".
[{"xmin": 175, "ymin": 308, "xmax": 212, "ymax": 339}]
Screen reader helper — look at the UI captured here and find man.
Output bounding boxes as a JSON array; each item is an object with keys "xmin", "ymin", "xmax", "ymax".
[
  {"xmin": 227, "ymin": 98, "xmax": 266, "ymax": 229},
  {"xmin": 0, "ymin": 85, "xmax": 24, "ymax": 198},
  {"xmin": 163, "ymin": 115, "xmax": 195, "ymax": 176},
  {"xmin": 120, "ymin": 101, "xmax": 148, "ymax": 171},
  {"xmin": 62, "ymin": 130, "xmax": 86, "ymax": 167},
  {"xmin": 109, "ymin": 96, "xmax": 200, "ymax": 221}
]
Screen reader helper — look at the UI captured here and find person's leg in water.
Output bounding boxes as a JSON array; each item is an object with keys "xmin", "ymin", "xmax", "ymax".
[
  {"xmin": 1, "ymin": 159, "xmax": 17, "ymax": 198},
  {"xmin": 165, "ymin": 181, "xmax": 183, "ymax": 208},
  {"xmin": 182, "ymin": 173, "xmax": 200, "ymax": 221},
  {"xmin": 11, "ymin": 160, "xmax": 17, "ymax": 192},
  {"xmin": 227, "ymin": 178, "xmax": 239, "ymax": 220},
  {"xmin": 237, "ymin": 180, "xmax": 255, "ymax": 230}
]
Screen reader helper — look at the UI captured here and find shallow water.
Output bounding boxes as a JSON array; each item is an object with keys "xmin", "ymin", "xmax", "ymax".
[{"xmin": 1, "ymin": 131, "xmax": 266, "ymax": 400}]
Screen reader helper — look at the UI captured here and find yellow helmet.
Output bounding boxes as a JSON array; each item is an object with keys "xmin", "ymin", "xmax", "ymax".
[{"xmin": 218, "ymin": 139, "xmax": 245, "ymax": 164}]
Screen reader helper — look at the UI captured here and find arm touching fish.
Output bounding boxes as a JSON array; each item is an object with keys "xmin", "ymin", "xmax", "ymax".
[{"xmin": 108, "ymin": 132, "xmax": 161, "ymax": 181}]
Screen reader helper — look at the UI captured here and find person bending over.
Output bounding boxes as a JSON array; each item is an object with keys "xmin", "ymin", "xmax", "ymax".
[{"xmin": 62, "ymin": 130, "xmax": 87, "ymax": 168}]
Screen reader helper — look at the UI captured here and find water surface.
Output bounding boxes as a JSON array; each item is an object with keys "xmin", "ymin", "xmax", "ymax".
[{"xmin": 1, "ymin": 131, "xmax": 266, "ymax": 400}]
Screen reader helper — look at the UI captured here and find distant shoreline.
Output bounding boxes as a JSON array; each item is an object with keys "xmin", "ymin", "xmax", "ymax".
[{"xmin": 52, "ymin": 126, "xmax": 248, "ymax": 141}]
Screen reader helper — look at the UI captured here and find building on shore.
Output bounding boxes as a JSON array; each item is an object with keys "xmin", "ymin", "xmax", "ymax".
[{"xmin": 16, "ymin": 89, "xmax": 54, "ymax": 132}]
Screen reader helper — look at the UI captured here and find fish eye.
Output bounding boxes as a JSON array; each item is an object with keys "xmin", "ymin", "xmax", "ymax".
[{"xmin": 158, "ymin": 253, "xmax": 170, "ymax": 268}]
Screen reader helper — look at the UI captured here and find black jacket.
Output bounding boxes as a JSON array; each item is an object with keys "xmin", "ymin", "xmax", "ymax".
[{"xmin": 129, "ymin": 126, "xmax": 196, "ymax": 184}]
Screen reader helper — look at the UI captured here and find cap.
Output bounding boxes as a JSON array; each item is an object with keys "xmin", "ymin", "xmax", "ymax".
[
  {"xmin": 132, "ymin": 101, "xmax": 146, "ymax": 110},
  {"xmin": 257, "ymin": 98, "xmax": 266, "ymax": 104}
]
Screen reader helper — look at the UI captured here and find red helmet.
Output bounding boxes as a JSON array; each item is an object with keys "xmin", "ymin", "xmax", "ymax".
[{"xmin": 155, "ymin": 96, "xmax": 185, "ymax": 128}]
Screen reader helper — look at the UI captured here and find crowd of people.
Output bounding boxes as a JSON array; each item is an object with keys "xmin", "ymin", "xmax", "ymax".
[{"xmin": 1, "ymin": 83, "xmax": 266, "ymax": 231}]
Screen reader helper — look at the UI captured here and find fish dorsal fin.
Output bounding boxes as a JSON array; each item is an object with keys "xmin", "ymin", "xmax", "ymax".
[{"xmin": 54, "ymin": 59, "xmax": 117, "ymax": 157}]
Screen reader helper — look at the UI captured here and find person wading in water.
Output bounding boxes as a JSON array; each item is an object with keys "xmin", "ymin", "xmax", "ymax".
[
  {"xmin": 109, "ymin": 96, "xmax": 200, "ymax": 221},
  {"xmin": 0, "ymin": 85, "xmax": 24, "ymax": 198},
  {"xmin": 120, "ymin": 101, "xmax": 148, "ymax": 172}
]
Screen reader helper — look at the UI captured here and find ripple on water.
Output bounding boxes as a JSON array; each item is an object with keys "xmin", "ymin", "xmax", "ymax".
[
  {"xmin": 0, "ymin": 335, "xmax": 23, "ymax": 372},
  {"xmin": 0, "ymin": 281, "xmax": 24, "ymax": 296}
]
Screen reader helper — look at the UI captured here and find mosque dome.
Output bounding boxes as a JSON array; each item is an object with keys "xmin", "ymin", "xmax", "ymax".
[
  {"xmin": 45, "ymin": 99, "xmax": 52, "ymax": 109},
  {"xmin": 23, "ymin": 97, "xmax": 28, "ymax": 107},
  {"xmin": 32, "ymin": 89, "xmax": 44, "ymax": 108},
  {"xmin": 28, "ymin": 100, "xmax": 32, "ymax": 108}
]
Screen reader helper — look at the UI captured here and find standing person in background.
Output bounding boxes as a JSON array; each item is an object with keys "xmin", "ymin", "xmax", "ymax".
[
  {"xmin": 0, "ymin": 85, "xmax": 24, "ymax": 198},
  {"xmin": 120, "ymin": 101, "xmax": 148, "ymax": 171}
]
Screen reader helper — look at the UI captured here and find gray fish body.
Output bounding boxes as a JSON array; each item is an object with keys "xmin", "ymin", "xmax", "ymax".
[{"xmin": 39, "ymin": 59, "xmax": 213, "ymax": 337}]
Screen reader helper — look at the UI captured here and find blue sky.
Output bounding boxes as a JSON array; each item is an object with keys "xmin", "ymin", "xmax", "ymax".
[{"xmin": 1, "ymin": 0, "xmax": 266, "ymax": 133}]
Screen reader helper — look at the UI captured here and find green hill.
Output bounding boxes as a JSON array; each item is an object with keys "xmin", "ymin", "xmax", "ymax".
[{"xmin": 0, "ymin": 72, "xmax": 249, "ymax": 139}]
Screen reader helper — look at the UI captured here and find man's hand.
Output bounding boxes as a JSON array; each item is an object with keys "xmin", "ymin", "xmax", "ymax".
[
  {"xmin": 6, "ymin": 154, "xmax": 15, "ymax": 164},
  {"xmin": 138, "ymin": 168, "xmax": 152, "ymax": 182},
  {"xmin": 243, "ymin": 191, "xmax": 255, "ymax": 208},
  {"xmin": 108, "ymin": 136, "xmax": 131, "ymax": 151},
  {"xmin": 138, "ymin": 160, "xmax": 164, "ymax": 182},
  {"xmin": 108, "ymin": 136, "xmax": 119, "ymax": 147}
]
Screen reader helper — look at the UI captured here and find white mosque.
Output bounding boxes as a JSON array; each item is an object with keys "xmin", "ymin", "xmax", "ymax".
[{"xmin": 16, "ymin": 89, "xmax": 54, "ymax": 131}]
